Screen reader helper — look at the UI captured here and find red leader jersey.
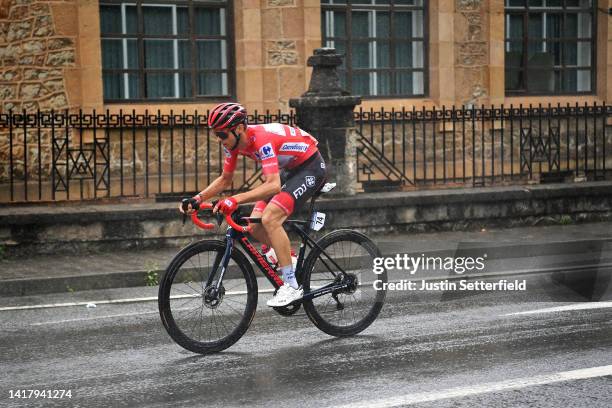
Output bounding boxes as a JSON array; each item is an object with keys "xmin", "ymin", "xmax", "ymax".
[{"xmin": 222, "ymin": 123, "xmax": 319, "ymax": 176}]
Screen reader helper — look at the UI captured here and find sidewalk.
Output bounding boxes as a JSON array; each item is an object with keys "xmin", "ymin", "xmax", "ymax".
[{"xmin": 1, "ymin": 221, "xmax": 611, "ymax": 297}]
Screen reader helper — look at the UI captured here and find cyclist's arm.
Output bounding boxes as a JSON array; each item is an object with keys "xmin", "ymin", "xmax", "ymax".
[
  {"xmin": 195, "ymin": 172, "xmax": 233, "ymax": 202},
  {"xmin": 195, "ymin": 145, "xmax": 239, "ymax": 202},
  {"xmin": 232, "ymin": 172, "xmax": 281, "ymax": 204}
]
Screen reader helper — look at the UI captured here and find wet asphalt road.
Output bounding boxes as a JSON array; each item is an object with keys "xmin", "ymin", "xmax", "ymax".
[{"xmin": 0, "ymin": 266, "xmax": 611, "ymax": 408}]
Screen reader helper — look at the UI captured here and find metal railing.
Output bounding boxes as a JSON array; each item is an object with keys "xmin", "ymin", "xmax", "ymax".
[
  {"xmin": 1, "ymin": 103, "xmax": 610, "ymax": 203},
  {"xmin": 355, "ymin": 103, "xmax": 611, "ymax": 190},
  {"xmin": 0, "ymin": 110, "xmax": 295, "ymax": 203}
]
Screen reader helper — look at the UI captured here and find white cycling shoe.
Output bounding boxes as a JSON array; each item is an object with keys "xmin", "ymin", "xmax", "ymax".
[{"xmin": 267, "ymin": 284, "xmax": 303, "ymax": 307}]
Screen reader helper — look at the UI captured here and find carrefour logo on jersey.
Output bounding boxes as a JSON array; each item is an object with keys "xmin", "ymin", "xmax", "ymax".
[
  {"xmin": 259, "ymin": 143, "xmax": 275, "ymax": 160},
  {"xmin": 279, "ymin": 142, "xmax": 308, "ymax": 153}
]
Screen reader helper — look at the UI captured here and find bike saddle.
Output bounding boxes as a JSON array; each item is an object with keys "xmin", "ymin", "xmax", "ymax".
[{"xmin": 314, "ymin": 182, "xmax": 336, "ymax": 197}]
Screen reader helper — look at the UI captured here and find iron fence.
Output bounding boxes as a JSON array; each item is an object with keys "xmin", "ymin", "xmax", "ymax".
[
  {"xmin": 0, "ymin": 109, "xmax": 295, "ymax": 203},
  {"xmin": 355, "ymin": 103, "xmax": 611, "ymax": 190},
  {"xmin": 0, "ymin": 103, "xmax": 610, "ymax": 203}
]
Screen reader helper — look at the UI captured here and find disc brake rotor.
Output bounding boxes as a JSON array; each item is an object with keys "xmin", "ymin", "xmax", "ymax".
[{"xmin": 203, "ymin": 281, "xmax": 225, "ymax": 309}]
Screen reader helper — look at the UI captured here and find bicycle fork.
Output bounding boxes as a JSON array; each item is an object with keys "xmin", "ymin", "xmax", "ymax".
[{"xmin": 204, "ymin": 229, "xmax": 234, "ymax": 300}]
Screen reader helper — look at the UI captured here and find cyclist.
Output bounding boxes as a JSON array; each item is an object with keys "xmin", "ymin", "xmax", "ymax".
[{"xmin": 180, "ymin": 102, "xmax": 327, "ymax": 307}]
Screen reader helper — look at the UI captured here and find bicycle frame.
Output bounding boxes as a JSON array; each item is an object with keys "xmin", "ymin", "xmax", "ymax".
[{"xmin": 204, "ymin": 214, "xmax": 354, "ymax": 303}]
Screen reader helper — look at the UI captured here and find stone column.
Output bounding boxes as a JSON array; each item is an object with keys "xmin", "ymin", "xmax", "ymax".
[
  {"xmin": 488, "ymin": 0, "xmax": 505, "ymax": 105},
  {"xmin": 289, "ymin": 48, "xmax": 361, "ymax": 196},
  {"xmin": 234, "ymin": 0, "xmax": 264, "ymax": 112},
  {"xmin": 454, "ymin": 0, "xmax": 489, "ymax": 107},
  {"xmin": 430, "ymin": 0, "xmax": 456, "ymax": 107},
  {"xmin": 599, "ymin": 0, "xmax": 612, "ymax": 102}
]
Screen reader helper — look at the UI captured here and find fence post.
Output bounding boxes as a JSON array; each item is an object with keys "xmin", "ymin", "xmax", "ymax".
[{"xmin": 289, "ymin": 48, "xmax": 361, "ymax": 196}]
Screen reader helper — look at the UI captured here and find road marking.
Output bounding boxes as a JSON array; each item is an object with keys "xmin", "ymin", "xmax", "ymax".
[
  {"xmin": 505, "ymin": 301, "xmax": 612, "ymax": 316},
  {"xmin": 2, "ymin": 262, "xmax": 610, "ymax": 312},
  {"xmin": 334, "ymin": 365, "xmax": 612, "ymax": 408},
  {"xmin": 30, "ymin": 310, "xmax": 160, "ymax": 326},
  {"xmin": 0, "ymin": 288, "xmax": 275, "ymax": 312},
  {"xmin": 29, "ymin": 307, "xmax": 198, "ymax": 326}
]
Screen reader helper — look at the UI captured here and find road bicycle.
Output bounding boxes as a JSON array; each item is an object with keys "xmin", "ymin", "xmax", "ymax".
[{"xmin": 158, "ymin": 183, "xmax": 388, "ymax": 354}]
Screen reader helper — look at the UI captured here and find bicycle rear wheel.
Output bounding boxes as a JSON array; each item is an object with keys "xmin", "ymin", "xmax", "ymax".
[
  {"xmin": 301, "ymin": 230, "xmax": 387, "ymax": 337},
  {"xmin": 158, "ymin": 240, "xmax": 257, "ymax": 354}
]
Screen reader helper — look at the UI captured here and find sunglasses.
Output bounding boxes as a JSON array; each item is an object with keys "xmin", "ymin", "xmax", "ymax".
[
  {"xmin": 214, "ymin": 130, "xmax": 230, "ymax": 140},
  {"xmin": 214, "ymin": 128, "xmax": 240, "ymax": 140}
]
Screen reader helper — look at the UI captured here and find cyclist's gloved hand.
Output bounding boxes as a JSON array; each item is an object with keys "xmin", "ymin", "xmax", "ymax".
[
  {"xmin": 215, "ymin": 197, "xmax": 238, "ymax": 215},
  {"xmin": 179, "ymin": 197, "xmax": 200, "ymax": 214}
]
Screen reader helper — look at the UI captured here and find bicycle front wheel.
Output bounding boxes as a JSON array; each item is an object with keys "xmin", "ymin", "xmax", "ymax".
[
  {"xmin": 158, "ymin": 240, "xmax": 257, "ymax": 354},
  {"xmin": 302, "ymin": 230, "xmax": 387, "ymax": 337}
]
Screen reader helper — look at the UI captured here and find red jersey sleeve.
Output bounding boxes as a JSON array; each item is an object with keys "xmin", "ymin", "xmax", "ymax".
[{"xmin": 222, "ymin": 147, "xmax": 238, "ymax": 174}]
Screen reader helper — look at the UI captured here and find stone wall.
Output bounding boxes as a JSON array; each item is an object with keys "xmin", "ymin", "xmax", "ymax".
[
  {"xmin": 2, "ymin": 181, "xmax": 611, "ymax": 257},
  {"xmin": 235, "ymin": 0, "xmax": 319, "ymax": 113},
  {"xmin": 0, "ymin": 0, "xmax": 76, "ymax": 113},
  {"xmin": 0, "ymin": 0, "xmax": 81, "ymax": 185}
]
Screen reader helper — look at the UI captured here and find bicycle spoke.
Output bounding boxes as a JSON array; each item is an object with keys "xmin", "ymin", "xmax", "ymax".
[
  {"xmin": 217, "ymin": 308, "xmax": 241, "ymax": 330},
  {"xmin": 197, "ymin": 305, "xmax": 205, "ymax": 341},
  {"xmin": 223, "ymin": 296, "xmax": 247, "ymax": 309},
  {"xmin": 212, "ymin": 309, "xmax": 221, "ymax": 340},
  {"xmin": 183, "ymin": 280, "xmax": 202, "ymax": 295},
  {"xmin": 172, "ymin": 295, "xmax": 201, "ymax": 311},
  {"xmin": 185, "ymin": 306, "xmax": 203, "ymax": 333},
  {"xmin": 182, "ymin": 303, "xmax": 203, "ymax": 318},
  {"xmin": 172, "ymin": 286, "xmax": 201, "ymax": 297},
  {"xmin": 190, "ymin": 254, "xmax": 206, "ymax": 293},
  {"xmin": 216, "ymin": 309, "xmax": 234, "ymax": 338}
]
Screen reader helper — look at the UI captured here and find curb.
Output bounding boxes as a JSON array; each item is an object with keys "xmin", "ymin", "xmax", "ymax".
[{"xmin": 2, "ymin": 237, "xmax": 610, "ymax": 297}]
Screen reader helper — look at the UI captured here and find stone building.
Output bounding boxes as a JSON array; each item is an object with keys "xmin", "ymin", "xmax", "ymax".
[
  {"xmin": 1, "ymin": 0, "xmax": 610, "ymax": 115},
  {"xmin": 0, "ymin": 0, "xmax": 611, "ymax": 202}
]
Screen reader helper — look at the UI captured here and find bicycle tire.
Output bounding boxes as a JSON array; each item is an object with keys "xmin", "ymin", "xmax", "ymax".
[
  {"xmin": 301, "ymin": 230, "xmax": 387, "ymax": 337},
  {"xmin": 158, "ymin": 240, "xmax": 258, "ymax": 354}
]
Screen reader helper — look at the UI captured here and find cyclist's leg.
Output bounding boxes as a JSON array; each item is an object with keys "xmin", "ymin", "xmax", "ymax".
[
  {"xmin": 248, "ymin": 201, "xmax": 271, "ymax": 246},
  {"xmin": 261, "ymin": 203, "xmax": 291, "ymax": 267},
  {"xmin": 263, "ymin": 153, "xmax": 327, "ymax": 274},
  {"xmin": 262, "ymin": 202, "xmax": 301, "ymax": 301},
  {"xmin": 249, "ymin": 169, "xmax": 291, "ymax": 247}
]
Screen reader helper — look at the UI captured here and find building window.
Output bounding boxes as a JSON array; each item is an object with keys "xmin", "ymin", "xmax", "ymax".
[
  {"xmin": 321, "ymin": 0, "xmax": 427, "ymax": 98},
  {"xmin": 99, "ymin": 1, "xmax": 233, "ymax": 101},
  {"xmin": 505, "ymin": 0, "xmax": 595, "ymax": 95}
]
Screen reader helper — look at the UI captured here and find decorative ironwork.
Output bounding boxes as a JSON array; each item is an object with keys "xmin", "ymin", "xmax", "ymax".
[
  {"xmin": 520, "ymin": 126, "xmax": 560, "ymax": 175},
  {"xmin": 0, "ymin": 109, "xmax": 296, "ymax": 202},
  {"xmin": 356, "ymin": 129, "xmax": 414, "ymax": 186},
  {"xmin": 0, "ymin": 105, "xmax": 610, "ymax": 202},
  {"xmin": 354, "ymin": 103, "xmax": 610, "ymax": 190}
]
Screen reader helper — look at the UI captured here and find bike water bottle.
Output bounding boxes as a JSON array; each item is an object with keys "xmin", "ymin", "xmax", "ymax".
[
  {"xmin": 261, "ymin": 245, "xmax": 297, "ymax": 269},
  {"xmin": 261, "ymin": 245, "xmax": 278, "ymax": 266},
  {"xmin": 290, "ymin": 248, "xmax": 297, "ymax": 270}
]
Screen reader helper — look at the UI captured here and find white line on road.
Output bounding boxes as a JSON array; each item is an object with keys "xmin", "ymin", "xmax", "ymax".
[
  {"xmin": 30, "ymin": 310, "xmax": 160, "ymax": 325},
  {"xmin": 334, "ymin": 365, "xmax": 612, "ymax": 408},
  {"xmin": 29, "ymin": 307, "xmax": 198, "ymax": 326},
  {"xmin": 0, "ymin": 288, "xmax": 275, "ymax": 312},
  {"xmin": 3, "ymin": 261, "xmax": 609, "ymax": 313},
  {"xmin": 504, "ymin": 301, "xmax": 612, "ymax": 316}
]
